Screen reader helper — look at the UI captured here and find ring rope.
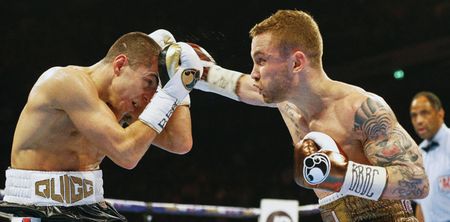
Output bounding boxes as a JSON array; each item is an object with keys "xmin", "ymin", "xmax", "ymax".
[{"xmin": 0, "ymin": 189, "xmax": 319, "ymax": 218}]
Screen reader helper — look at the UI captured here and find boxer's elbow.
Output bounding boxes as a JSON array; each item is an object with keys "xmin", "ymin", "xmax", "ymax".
[
  {"xmin": 113, "ymin": 156, "xmax": 139, "ymax": 170},
  {"xmin": 152, "ymin": 131, "xmax": 193, "ymax": 154},
  {"xmin": 408, "ymin": 166, "xmax": 429, "ymax": 199},
  {"xmin": 416, "ymin": 176, "xmax": 429, "ymax": 199},
  {"xmin": 293, "ymin": 149, "xmax": 307, "ymax": 187},
  {"xmin": 115, "ymin": 150, "xmax": 141, "ymax": 170},
  {"xmin": 420, "ymin": 184, "xmax": 429, "ymax": 199},
  {"xmin": 293, "ymin": 167, "xmax": 305, "ymax": 187},
  {"xmin": 170, "ymin": 136, "xmax": 193, "ymax": 155},
  {"xmin": 294, "ymin": 176, "xmax": 303, "ymax": 187},
  {"xmin": 121, "ymin": 160, "xmax": 139, "ymax": 170},
  {"xmin": 109, "ymin": 140, "xmax": 143, "ymax": 170}
]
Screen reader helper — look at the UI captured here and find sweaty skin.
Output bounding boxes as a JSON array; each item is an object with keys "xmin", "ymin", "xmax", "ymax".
[
  {"xmin": 232, "ymin": 31, "xmax": 428, "ymax": 200},
  {"xmin": 12, "ymin": 61, "xmax": 192, "ymax": 171}
]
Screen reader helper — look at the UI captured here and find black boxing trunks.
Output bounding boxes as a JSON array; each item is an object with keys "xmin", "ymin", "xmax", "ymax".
[
  {"xmin": 318, "ymin": 193, "xmax": 417, "ymax": 222},
  {"xmin": 0, "ymin": 201, "xmax": 126, "ymax": 221},
  {"xmin": 0, "ymin": 168, "xmax": 126, "ymax": 221}
]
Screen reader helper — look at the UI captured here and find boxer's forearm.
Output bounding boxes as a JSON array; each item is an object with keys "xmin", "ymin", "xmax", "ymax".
[
  {"xmin": 152, "ymin": 106, "xmax": 193, "ymax": 154},
  {"xmin": 381, "ymin": 165, "xmax": 429, "ymax": 199},
  {"xmin": 236, "ymin": 74, "xmax": 277, "ymax": 107}
]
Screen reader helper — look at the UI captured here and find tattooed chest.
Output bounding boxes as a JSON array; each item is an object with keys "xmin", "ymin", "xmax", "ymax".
[{"xmin": 279, "ymin": 103, "xmax": 309, "ymax": 142}]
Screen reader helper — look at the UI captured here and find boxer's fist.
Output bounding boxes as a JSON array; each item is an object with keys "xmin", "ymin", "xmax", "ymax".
[
  {"xmin": 185, "ymin": 43, "xmax": 243, "ymax": 101},
  {"xmin": 158, "ymin": 42, "xmax": 202, "ymax": 100},
  {"xmin": 294, "ymin": 132, "xmax": 388, "ymax": 200},
  {"xmin": 139, "ymin": 42, "xmax": 202, "ymax": 132},
  {"xmin": 294, "ymin": 136, "xmax": 348, "ymax": 192},
  {"xmin": 186, "ymin": 43, "xmax": 216, "ymax": 77}
]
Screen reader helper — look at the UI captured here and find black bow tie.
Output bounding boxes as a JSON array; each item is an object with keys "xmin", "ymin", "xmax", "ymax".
[{"xmin": 423, "ymin": 141, "xmax": 439, "ymax": 152}]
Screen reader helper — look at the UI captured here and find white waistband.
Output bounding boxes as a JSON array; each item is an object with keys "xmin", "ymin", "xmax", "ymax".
[
  {"xmin": 4, "ymin": 168, "xmax": 104, "ymax": 206},
  {"xmin": 318, "ymin": 192, "xmax": 346, "ymax": 206}
]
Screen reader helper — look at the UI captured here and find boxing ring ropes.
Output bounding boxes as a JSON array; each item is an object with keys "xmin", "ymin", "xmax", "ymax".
[{"xmin": 0, "ymin": 189, "xmax": 319, "ymax": 220}]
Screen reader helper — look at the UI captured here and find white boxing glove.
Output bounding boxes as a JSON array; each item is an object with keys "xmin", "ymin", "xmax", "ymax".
[
  {"xmin": 149, "ymin": 30, "xmax": 190, "ymax": 108},
  {"xmin": 302, "ymin": 131, "xmax": 340, "ymax": 153},
  {"xmin": 148, "ymin": 29, "xmax": 176, "ymax": 49},
  {"xmin": 139, "ymin": 42, "xmax": 202, "ymax": 133}
]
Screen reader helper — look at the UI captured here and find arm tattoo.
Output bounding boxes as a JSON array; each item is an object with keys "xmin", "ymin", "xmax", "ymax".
[
  {"xmin": 353, "ymin": 97, "xmax": 391, "ymax": 141},
  {"xmin": 353, "ymin": 97, "xmax": 415, "ymax": 165},
  {"xmin": 374, "ymin": 128, "xmax": 416, "ymax": 164},
  {"xmin": 391, "ymin": 167, "xmax": 426, "ymax": 199},
  {"xmin": 353, "ymin": 97, "xmax": 426, "ymax": 198}
]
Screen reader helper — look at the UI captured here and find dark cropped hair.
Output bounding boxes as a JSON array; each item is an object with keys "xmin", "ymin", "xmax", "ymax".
[
  {"xmin": 103, "ymin": 32, "xmax": 160, "ymax": 70},
  {"xmin": 412, "ymin": 91, "xmax": 443, "ymax": 111}
]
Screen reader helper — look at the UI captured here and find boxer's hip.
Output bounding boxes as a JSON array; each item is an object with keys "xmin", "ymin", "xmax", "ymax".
[{"xmin": 318, "ymin": 193, "xmax": 416, "ymax": 222}]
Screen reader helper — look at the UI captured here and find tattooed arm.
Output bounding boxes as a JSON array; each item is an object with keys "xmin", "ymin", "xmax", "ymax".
[{"xmin": 354, "ymin": 96, "xmax": 429, "ymax": 199}]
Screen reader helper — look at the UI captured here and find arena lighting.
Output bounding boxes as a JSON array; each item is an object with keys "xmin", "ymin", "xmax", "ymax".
[{"xmin": 393, "ymin": 69, "xmax": 405, "ymax": 80}]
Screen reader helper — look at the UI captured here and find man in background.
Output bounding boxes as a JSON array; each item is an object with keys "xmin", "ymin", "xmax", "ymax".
[{"xmin": 410, "ymin": 91, "xmax": 450, "ymax": 222}]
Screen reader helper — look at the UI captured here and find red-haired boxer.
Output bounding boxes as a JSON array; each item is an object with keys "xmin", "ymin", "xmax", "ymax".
[{"xmin": 189, "ymin": 10, "xmax": 428, "ymax": 222}]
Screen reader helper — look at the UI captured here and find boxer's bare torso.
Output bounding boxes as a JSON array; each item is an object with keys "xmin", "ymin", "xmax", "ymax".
[
  {"xmin": 11, "ymin": 61, "xmax": 164, "ymax": 171},
  {"xmin": 278, "ymin": 83, "xmax": 371, "ymax": 199},
  {"xmin": 12, "ymin": 66, "xmax": 112, "ymax": 171},
  {"xmin": 276, "ymin": 81, "xmax": 424, "ymax": 199}
]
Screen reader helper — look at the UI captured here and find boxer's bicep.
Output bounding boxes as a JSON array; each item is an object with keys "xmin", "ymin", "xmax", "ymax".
[
  {"xmin": 354, "ymin": 97, "xmax": 418, "ymax": 166},
  {"xmin": 354, "ymin": 97, "xmax": 428, "ymax": 199},
  {"xmin": 354, "ymin": 97, "xmax": 399, "ymax": 165}
]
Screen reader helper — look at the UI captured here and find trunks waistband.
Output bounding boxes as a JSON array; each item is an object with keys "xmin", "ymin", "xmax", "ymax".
[{"xmin": 3, "ymin": 168, "xmax": 104, "ymax": 206}]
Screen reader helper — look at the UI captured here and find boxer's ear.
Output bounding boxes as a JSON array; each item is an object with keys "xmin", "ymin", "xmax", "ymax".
[
  {"xmin": 113, "ymin": 54, "xmax": 128, "ymax": 76},
  {"xmin": 292, "ymin": 50, "xmax": 306, "ymax": 73}
]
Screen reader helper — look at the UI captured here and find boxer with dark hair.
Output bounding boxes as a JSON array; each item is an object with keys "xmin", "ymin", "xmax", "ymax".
[{"xmin": 0, "ymin": 30, "xmax": 202, "ymax": 221}]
